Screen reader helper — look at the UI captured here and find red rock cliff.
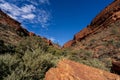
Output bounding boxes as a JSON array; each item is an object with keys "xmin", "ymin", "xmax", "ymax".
[
  {"xmin": 0, "ymin": 10, "xmax": 21, "ymax": 28},
  {"xmin": 63, "ymin": 0, "xmax": 120, "ymax": 48},
  {"xmin": 0, "ymin": 10, "xmax": 35, "ymax": 36}
]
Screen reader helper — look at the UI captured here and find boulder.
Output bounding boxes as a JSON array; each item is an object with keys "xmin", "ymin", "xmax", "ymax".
[
  {"xmin": 111, "ymin": 60, "xmax": 120, "ymax": 74},
  {"xmin": 45, "ymin": 59, "xmax": 120, "ymax": 80}
]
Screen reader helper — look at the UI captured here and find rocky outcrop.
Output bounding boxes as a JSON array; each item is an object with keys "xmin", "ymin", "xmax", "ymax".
[
  {"xmin": 63, "ymin": 40, "xmax": 76, "ymax": 48},
  {"xmin": 63, "ymin": 0, "xmax": 120, "ymax": 48},
  {"xmin": 111, "ymin": 60, "xmax": 120, "ymax": 74},
  {"xmin": 42, "ymin": 37, "xmax": 53, "ymax": 46},
  {"xmin": 0, "ymin": 10, "xmax": 21, "ymax": 28},
  {"xmin": 45, "ymin": 59, "xmax": 120, "ymax": 80}
]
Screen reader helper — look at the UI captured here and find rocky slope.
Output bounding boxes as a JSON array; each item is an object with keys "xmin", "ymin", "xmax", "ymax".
[
  {"xmin": 63, "ymin": 0, "xmax": 120, "ymax": 61},
  {"xmin": 45, "ymin": 59, "xmax": 120, "ymax": 80},
  {"xmin": 63, "ymin": 0, "xmax": 120, "ymax": 48},
  {"xmin": 0, "ymin": 9, "xmax": 53, "ymax": 45}
]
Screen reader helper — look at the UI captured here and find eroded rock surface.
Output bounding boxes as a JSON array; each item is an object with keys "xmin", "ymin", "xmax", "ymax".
[{"xmin": 45, "ymin": 59, "xmax": 120, "ymax": 80}]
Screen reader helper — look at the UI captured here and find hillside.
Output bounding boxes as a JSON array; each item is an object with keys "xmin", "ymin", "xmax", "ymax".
[
  {"xmin": 0, "ymin": 9, "xmax": 54, "ymax": 46},
  {"xmin": 63, "ymin": 0, "xmax": 120, "ymax": 62},
  {"xmin": 63, "ymin": 0, "xmax": 120, "ymax": 48}
]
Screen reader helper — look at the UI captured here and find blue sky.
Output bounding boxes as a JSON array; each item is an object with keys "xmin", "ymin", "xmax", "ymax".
[{"xmin": 0, "ymin": 0, "xmax": 113, "ymax": 46}]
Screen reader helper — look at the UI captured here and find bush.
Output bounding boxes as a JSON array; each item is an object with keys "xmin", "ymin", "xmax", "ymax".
[
  {"xmin": 0, "ymin": 54, "xmax": 20, "ymax": 79},
  {"xmin": 0, "ymin": 49, "xmax": 61, "ymax": 80},
  {"xmin": 47, "ymin": 46, "xmax": 67, "ymax": 57},
  {"xmin": 0, "ymin": 61, "xmax": 10, "ymax": 79},
  {"xmin": 0, "ymin": 40, "xmax": 15, "ymax": 54},
  {"xmin": 68, "ymin": 49, "xmax": 93, "ymax": 61},
  {"xmin": 66, "ymin": 49, "xmax": 110, "ymax": 71},
  {"xmin": 0, "ymin": 40, "xmax": 5, "ymax": 53},
  {"xmin": 15, "ymin": 36, "xmax": 49, "ymax": 54}
]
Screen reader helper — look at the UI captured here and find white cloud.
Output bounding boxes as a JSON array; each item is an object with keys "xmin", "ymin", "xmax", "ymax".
[
  {"xmin": 0, "ymin": 0, "xmax": 51, "ymax": 28},
  {"xmin": 0, "ymin": 1, "xmax": 21, "ymax": 19},
  {"xmin": 27, "ymin": 0, "xmax": 50, "ymax": 5},
  {"xmin": 0, "ymin": 2, "xmax": 13, "ymax": 10},
  {"xmin": 22, "ymin": 14, "xmax": 35, "ymax": 19},
  {"xmin": 39, "ymin": 0, "xmax": 50, "ymax": 4},
  {"xmin": 37, "ymin": 10, "xmax": 50, "ymax": 28},
  {"xmin": 0, "ymin": 1, "xmax": 36, "ymax": 18},
  {"xmin": 21, "ymin": 5, "xmax": 36, "ymax": 13}
]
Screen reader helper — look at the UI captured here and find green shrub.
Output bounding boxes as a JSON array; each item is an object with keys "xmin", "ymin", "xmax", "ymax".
[
  {"xmin": 68, "ymin": 49, "xmax": 93, "ymax": 61},
  {"xmin": 0, "ymin": 61, "xmax": 10, "ymax": 79},
  {"xmin": 0, "ymin": 49, "xmax": 61, "ymax": 80},
  {"xmin": 66, "ymin": 49, "xmax": 110, "ymax": 71},
  {"xmin": 0, "ymin": 54, "xmax": 20, "ymax": 79},
  {"xmin": 0, "ymin": 40, "xmax": 15, "ymax": 54},
  {"xmin": 0, "ymin": 40, "xmax": 5, "ymax": 53},
  {"xmin": 101, "ymin": 58, "xmax": 112, "ymax": 71},
  {"xmin": 15, "ymin": 36, "xmax": 49, "ymax": 54},
  {"xmin": 47, "ymin": 46, "xmax": 67, "ymax": 57},
  {"xmin": 82, "ymin": 59, "xmax": 109, "ymax": 71}
]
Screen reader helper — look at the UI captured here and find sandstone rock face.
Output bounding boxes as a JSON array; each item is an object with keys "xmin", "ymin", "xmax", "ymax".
[
  {"xmin": 63, "ymin": 40, "xmax": 76, "ymax": 48},
  {"xmin": 45, "ymin": 59, "xmax": 120, "ymax": 80},
  {"xmin": 73, "ymin": 26, "xmax": 94, "ymax": 41},
  {"xmin": 63, "ymin": 0, "xmax": 120, "ymax": 48},
  {"xmin": 0, "ymin": 10, "xmax": 30, "ymax": 36},
  {"xmin": 0, "ymin": 10, "xmax": 32, "ymax": 44},
  {"xmin": 0, "ymin": 10, "xmax": 21, "ymax": 28}
]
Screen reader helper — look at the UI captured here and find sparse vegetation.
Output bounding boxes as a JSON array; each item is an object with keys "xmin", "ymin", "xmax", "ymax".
[
  {"xmin": 1, "ymin": 19, "xmax": 120, "ymax": 79},
  {"xmin": 0, "ymin": 36, "xmax": 113, "ymax": 80},
  {"xmin": 66, "ymin": 49, "xmax": 109, "ymax": 71}
]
